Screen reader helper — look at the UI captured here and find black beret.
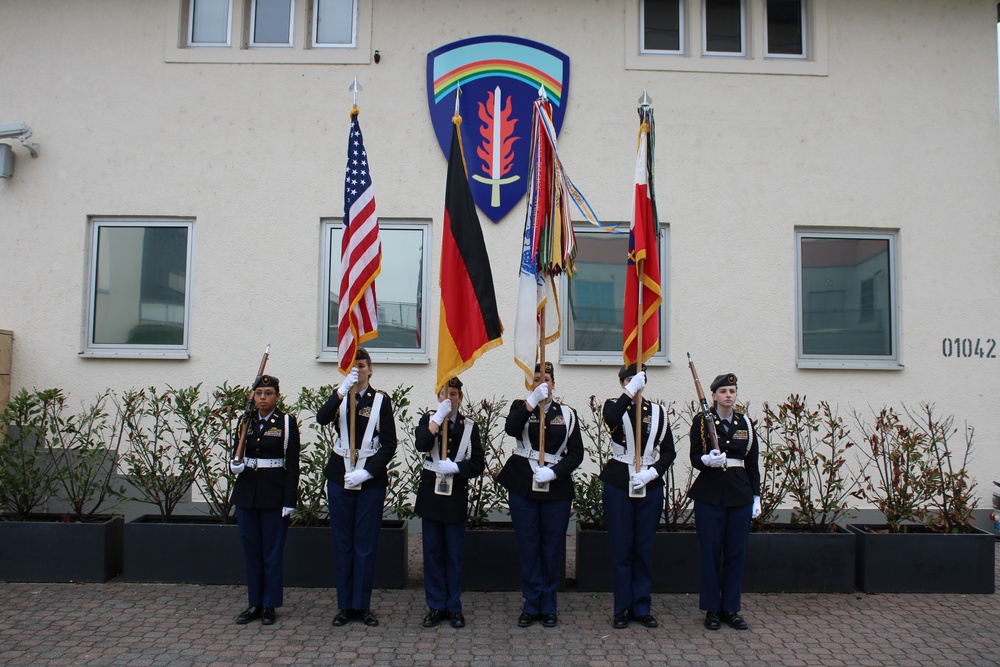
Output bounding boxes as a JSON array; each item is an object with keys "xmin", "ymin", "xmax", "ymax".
[
  {"xmin": 445, "ymin": 377, "xmax": 463, "ymax": 391},
  {"xmin": 710, "ymin": 373, "xmax": 737, "ymax": 392},
  {"xmin": 252, "ymin": 375, "xmax": 279, "ymax": 392},
  {"xmin": 534, "ymin": 361, "xmax": 555, "ymax": 378},
  {"xmin": 618, "ymin": 363, "xmax": 647, "ymax": 380}
]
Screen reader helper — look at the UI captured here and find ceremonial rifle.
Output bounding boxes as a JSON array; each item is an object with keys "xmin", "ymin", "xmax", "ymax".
[
  {"xmin": 233, "ymin": 344, "xmax": 270, "ymax": 463},
  {"xmin": 686, "ymin": 353, "xmax": 720, "ymax": 456}
]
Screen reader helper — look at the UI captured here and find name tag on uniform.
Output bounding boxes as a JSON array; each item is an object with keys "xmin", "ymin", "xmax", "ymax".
[
  {"xmin": 734, "ymin": 429, "xmax": 748, "ymax": 440},
  {"xmin": 359, "ymin": 407, "xmax": 372, "ymax": 418},
  {"xmin": 263, "ymin": 428, "xmax": 282, "ymax": 437}
]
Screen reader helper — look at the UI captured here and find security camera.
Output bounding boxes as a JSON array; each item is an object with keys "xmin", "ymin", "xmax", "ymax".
[{"xmin": 0, "ymin": 122, "xmax": 39, "ymax": 157}]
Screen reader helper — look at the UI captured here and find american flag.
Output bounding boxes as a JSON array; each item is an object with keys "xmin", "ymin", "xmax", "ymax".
[{"xmin": 338, "ymin": 110, "xmax": 381, "ymax": 374}]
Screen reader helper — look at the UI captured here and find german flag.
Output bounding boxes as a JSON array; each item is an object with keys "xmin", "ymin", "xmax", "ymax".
[{"xmin": 436, "ymin": 117, "xmax": 503, "ymax": 391}]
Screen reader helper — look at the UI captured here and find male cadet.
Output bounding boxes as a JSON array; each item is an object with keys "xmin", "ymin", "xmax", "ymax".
[
  {"xmin": 600, "ymin": 365, "xmax": 675, "ymax": 629},
  {"xmin": 229, "ymin": 375, "xmax": 301, "ymax": 627},
  {"xmin": 317, "ymin": 348, "xmax": 397, "ymax": 627},
  {"xmin": 413, "ymin": 377, "xmax": 485, "ymax": 628}
]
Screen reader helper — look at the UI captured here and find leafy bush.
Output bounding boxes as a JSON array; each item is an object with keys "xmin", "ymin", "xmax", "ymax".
[{"xmin": 464, "ymin": 394, "xmax": 510, "ymax": 528}]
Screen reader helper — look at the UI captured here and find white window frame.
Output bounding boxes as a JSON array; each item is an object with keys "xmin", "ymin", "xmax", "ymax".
[
  {"xmin": 640, "ymin": 0, "xmax": 685, "ymax": 55},
  {"xmin": 249, "ymin": 0, "xmax": 295, "ymax": 48},
  {"xmin": 311, "ymin": 0, "xmax": 358, "ymax": 49},
  {"xmin": 559, "ymin": 224, "xmax": 670, "ymax": 366},
  {"xmin": 794, "ymin": 229, "xmax": 901, "ymax": 369},
  {"xmin": 187, "ymin": 0, "xmax": 233, "ymax": 47},
  {"xmin": 764, "ymin": 0, "xmax": 807, "ymax": 59},
  {"xmin": 702, "ymin": 0, "xmax": 747, "ymax": 57},
  {"xmin": 319, "ymin": 219, "xmax": 431, "ymax": 364},
  {"xmin": 84, "ymin": 218, "xmax": 194, "ymax": 359}
]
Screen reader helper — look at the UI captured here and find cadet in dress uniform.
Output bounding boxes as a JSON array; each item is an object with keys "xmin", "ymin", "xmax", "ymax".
[
  {"xmin": 316, "ymin": 348, "xmax": 397, "ymax": 628},
  {"xmin": 229, "ymin": 375, "xmax": 301, "ymax": 627},
  {"xmin": 687, "ymin": 373, "xmax": 761, "ymax": 631},
  {"xmin": 498, "ymin": 362, "xmax": 583, "ymax": 628},
  {"xmin": 600, "ymin": 364, "xmax": 676, "ymax": 629},
  {"xmin": 413, "ymin": 377, "xmax": 486, "ymax": 629}
]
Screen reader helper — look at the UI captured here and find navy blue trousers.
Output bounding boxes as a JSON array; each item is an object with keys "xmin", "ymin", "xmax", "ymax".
[
  {"xmin": 328, "ymin": 481, "xmax": 386, "ymax": 611},
  {"xmin": 508, "ymin": 491, "xmax": 571, "ymax": 616},
  {"xmin": 421, "ymin": 517, "xmax": 465, "ymax": 613},
  {"xmin": 694, "ymin": 500, "xmax": 752, "ymax": 613},
  {"xmin": 236, "ymin": 506, "xmax": 288, "ymax": 608},
  {"xmin": 602, "ymin": 482, "xmax": 664, "ymax": 616}
]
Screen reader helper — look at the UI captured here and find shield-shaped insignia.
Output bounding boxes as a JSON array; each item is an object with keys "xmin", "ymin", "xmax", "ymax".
[{"xmin": 427, "ymin": 35, "xmax": 571, "ymax": 223}]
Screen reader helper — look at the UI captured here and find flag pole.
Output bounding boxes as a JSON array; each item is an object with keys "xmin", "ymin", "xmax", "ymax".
[
  {"xmin": 538, "ymin": 305, "xmax": 547, "ymax": 468},
  {"xmin": 347, "ymin": 76, "xmax": 364, "ymax": 474}
]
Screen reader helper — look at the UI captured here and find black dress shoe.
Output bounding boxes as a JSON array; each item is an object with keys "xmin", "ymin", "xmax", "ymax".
[
  {"xmin": 634, "ymin": 614, "xmax": 658, "ymax": 628},
  {"xmin": 236, "ymin": 605, "xmax": 262, "ymax": 624},
  {"xmin": 517, "ymin": 612, "xmax": 537, "ymax": 627},
  {"xmin": 422, "ymin": 609, "xmax": 448, "ymax": 627},
  {"xmin": 612, "ymin": 611, "xmax": 630, "ymax": 629},
  {"xmin": 541, "ymin": 613, "xmax": 558, "ymax": 628},
  {"xmin": 261, "ymin": 607, "xmax": 276, "ymax": 625},
  {"xmin": 720, "ymin": 611, "xmax": 748, "ymax": 630},
  {"xmin": 360, "ymin": 610, "xmax": 379, "ymax": 627},
  {"xmin": 704, "ymin": 611, "xmax": 721, "ymax": 630},
  {"xmin": 331, "ymin": 609, "xmax": 351, "ymax": 627},
  {"xmin": 449, "ymin": 611, "xmax": 466, "ymax": 628}
]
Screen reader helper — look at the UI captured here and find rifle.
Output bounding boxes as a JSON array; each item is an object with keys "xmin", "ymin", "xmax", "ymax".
[
  {"xmin": 686, "ymin": 353, "xmax": 720, "ymax": 456},
  {"xmin": 233, "ymin": 344, "xmax": 270, "ymax": 463}
]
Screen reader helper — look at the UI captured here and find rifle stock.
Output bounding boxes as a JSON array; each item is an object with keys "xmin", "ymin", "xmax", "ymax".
[
  {"xmin": 686, "ymin": 353, "xmax": 720, "ymax": 455},
  {"xmin": 233, "ymin": 344, "xmax": 270, "ymax": 463}
]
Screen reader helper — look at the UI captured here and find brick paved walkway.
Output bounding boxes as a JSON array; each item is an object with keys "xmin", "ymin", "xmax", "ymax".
[{"xmin": 1, "ymin": 537, "xmax": 997, "ymax": 667}]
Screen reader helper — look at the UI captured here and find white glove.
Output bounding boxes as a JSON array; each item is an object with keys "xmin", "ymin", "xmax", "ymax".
[
  {"xmin": 631, "ymin": 468, "xmax": 659, "ymax": 489},
  {"xmin": 281, "ymin": 507, "xmax": 294, "ymax": 518},
  {"xmin": 337, "ymin": 367, "xmax": 360, "ymax": 398},
  {"xmin": 752, "ymin": 495, "xmax": 762, "ymax": 519},
  {"xmin": 431, "ymin": 399, "xmax": 453, "ymax": 426},
  {"xmin": 700, "ymin": 450, "xmax": 727, "ymax": 468},
  {"xmin": 344, "ymin": 469, "xmax": 373, "ymax": 487},
  {"xmin": 526, "ymin": 383, "xmax": 549, "ymax": 410},
  {"xmin": 229, "ymin": 460, "xmax": 246, "ymax": 474},
  {"xmin": 437, "ymin": 459, "xmax": 460, "ymax": 475},
  {"xmin": 534, "ymin": 466, "xmax": 556, "ymax": 484},
  {"xmin": 624, "ymin": 371, "xmax": 646, "ymax": 397}
]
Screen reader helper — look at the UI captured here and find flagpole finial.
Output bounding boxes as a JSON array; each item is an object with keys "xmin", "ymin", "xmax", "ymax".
[
  {"xmin": 638, "ymin": 90, "xmax": 653, "ymax": 108},
  {"xmin": 537, "ymin": 84, "xmax": 548, "ymax": 101},
  {"xmin": 453, "ymin": 81, "xmax": 462, "ymax": 117},
  {"xmin": 349, "ymin": 77, "xmax": 363, "ymax": 108}
]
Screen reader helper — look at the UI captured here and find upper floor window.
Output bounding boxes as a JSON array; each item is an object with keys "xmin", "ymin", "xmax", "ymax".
[
  {"xmin": 249, "ymin": 0, "xmax": 294, "ymax": 48},
  {"xmin": 85, "ymin": 219, "xmax": 194, "ymax": 358},
  {"xmin": 795, "ymin": 230, "xmax": 899, "ymax": 369},
  {"xmin": 703, "ymin": 0, "xmax": 746, "ymax": 56},
  {"xmin": 765, "ymin": 0, "xmax": 806, "ymax": 58},
  {"xmin": 189, "ymin": 0, "xmax": 232, "ymax": 46},
  {"xmin": 642, "ymin": 0, "xmax": 683, "ymax": 54},
  {"xmin": 321, "ymin": 220, "xmax": 430, "ymax": 363},
  {"xmin": 313, "ymin": 0, "xmax": 357, "ymax": 47},
  {"xmin": 560, "ymin": 226, "xmax": 669, "ymax": 365}
]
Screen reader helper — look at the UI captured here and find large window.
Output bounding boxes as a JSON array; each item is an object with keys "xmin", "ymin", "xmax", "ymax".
[
  {"xmin": 85, "ymin": 219, "xmax": 193, "ymax": 358},
  {"xmin": 703, "ymin": 0, "xmax": 745, "ymax": 56},
  {"xmin": 561, "ymin": 226, "xmax": 669, "ymax": 365},
  {"xmin": 642, "ymin": 0, "xmax": 683, "ymax": 54},
  {"xmin": 321, "ymin": 220, "xmax": 430, "ymax": 363},
  {"xmin": 765, "ymin": 0, "xmax": 806, "ymax": 58},
  {"xmin": 795, "ymin": 231, "xmax": 898, "ymax": 368}
]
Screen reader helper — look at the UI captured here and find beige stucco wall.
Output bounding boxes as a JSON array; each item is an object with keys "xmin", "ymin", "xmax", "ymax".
[{"xmin": 1, "ymin": 0, "xmax": 999, "ymax": 504}]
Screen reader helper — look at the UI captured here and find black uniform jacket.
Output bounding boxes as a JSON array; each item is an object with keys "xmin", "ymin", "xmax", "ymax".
[
  {"xmin": 599, "ymin": 393, "xmax": 676, "ymax": 492},
  {"xmin": 497, "ymin": 399, "xmax": 584, "ymax": 502},
  {"xmin": 316, "ymin": 385, "xmax": 397, "ymax": 489},
  {"xmin": 686, "ymin": 408, "xmax": 760, "ymax": 507},
  {"xmin": 231, "ymin": 408, "xmax": 301, "ymax": 510},
  {"xmin": 413, "ymin": 411, "xmax": 486, "ymax": 524}
]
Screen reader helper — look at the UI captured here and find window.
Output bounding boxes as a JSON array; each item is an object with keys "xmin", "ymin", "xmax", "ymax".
[
  {"xmin": 642, "ymin": 0, "xmax": 683, "ymax": 54},
  {"xmin": 188, "ymin": 0, "xmax": 232, "ymax": 46},
  {"xmin": 561, "ymin": 226, "xmax": 669, "ymax": 364},
  {"xmin": 249, "ymin": 0, "xmax": 294, "ymax": 48},
  {"xmin": 85, "ymin": 219, "xmax": 194, "ymax": 358},
  {"xmin": 765, "ymin": 0, "xmax": 806, "ymax": 58},
  {"xmin": 795, "ymin": 230, "xmax": 898, "ymax": 368},
  {"xmin": 321, "ymin": 220, "xmax": 430, "ymax": 362},
  {"xmin": 312, "ymin": 0, "xmax": 356, "ymax": 47},
  {"xmin": 703, "ymin": 0, "xmax": 745, "ymax": 56}
]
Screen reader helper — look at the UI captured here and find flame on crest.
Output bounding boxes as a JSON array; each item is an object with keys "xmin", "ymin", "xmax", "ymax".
[{"xmin": 476, "ymin": 90, "xmax": 519, "ymax": 177}]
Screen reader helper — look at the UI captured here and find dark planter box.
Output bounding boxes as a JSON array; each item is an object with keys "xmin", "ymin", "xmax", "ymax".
[
  {"xmin": 284, "ymin": 520, "xmax": 408, "ymax": 589},
  {"xmin": 575, "ymin": 525, "xmax": 700, "ymax": 593},
  {"xmin": 0, "ymin": 515, "xmax": 124, "ymax": 583},
  {"xmin": 744, "ymin": 525, "xmax": 855, "ymax": 593},
  {"xmin": 124, "ymin": 515, "xmax": 243, "ymax": 584},
  {"xmin": 463, "ymin": 522, "xmax": 566, "ymax": 592},
  {"xmin": 848, "ymin": 524, "xmax": 995, "ymax": 594}
]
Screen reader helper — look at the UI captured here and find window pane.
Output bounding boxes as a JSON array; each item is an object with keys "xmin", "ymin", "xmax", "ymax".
[
  {"xmin": 93, "ymin": 226, "xmax": 188, "ymax": 346},
  {"xmin": 800, "ymin": 237, "xmax": 891, "ymax": 356},
  {"xmin": 767, "ymin": 0, "xmax": 804, "ymax": 55},
  {"xmin": 643, "ymin": 0, "xmax": 681, "ymax": 52},
  {"xmin": 327, "ymin": 227, "xmax": 424, "ymax": 350},
  {"xmin": 705, "ymin": 0, "xmax": 743, "ymax": 53},
  {"xmin": 315, "ymin": 0, "xmax": 354, "ymax": 45},
  {"xmin": 191, "ymin": 0, "xmax": 230, "ymax": 44},
  {"xmin": 253, "ymin": 0, "xmax": 292, "ymax": 44}
]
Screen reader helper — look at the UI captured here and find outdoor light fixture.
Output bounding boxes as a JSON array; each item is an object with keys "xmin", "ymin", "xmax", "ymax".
[{"xmin": 0, "ymin": 122, "xmax": 40, "ymax": 179}]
